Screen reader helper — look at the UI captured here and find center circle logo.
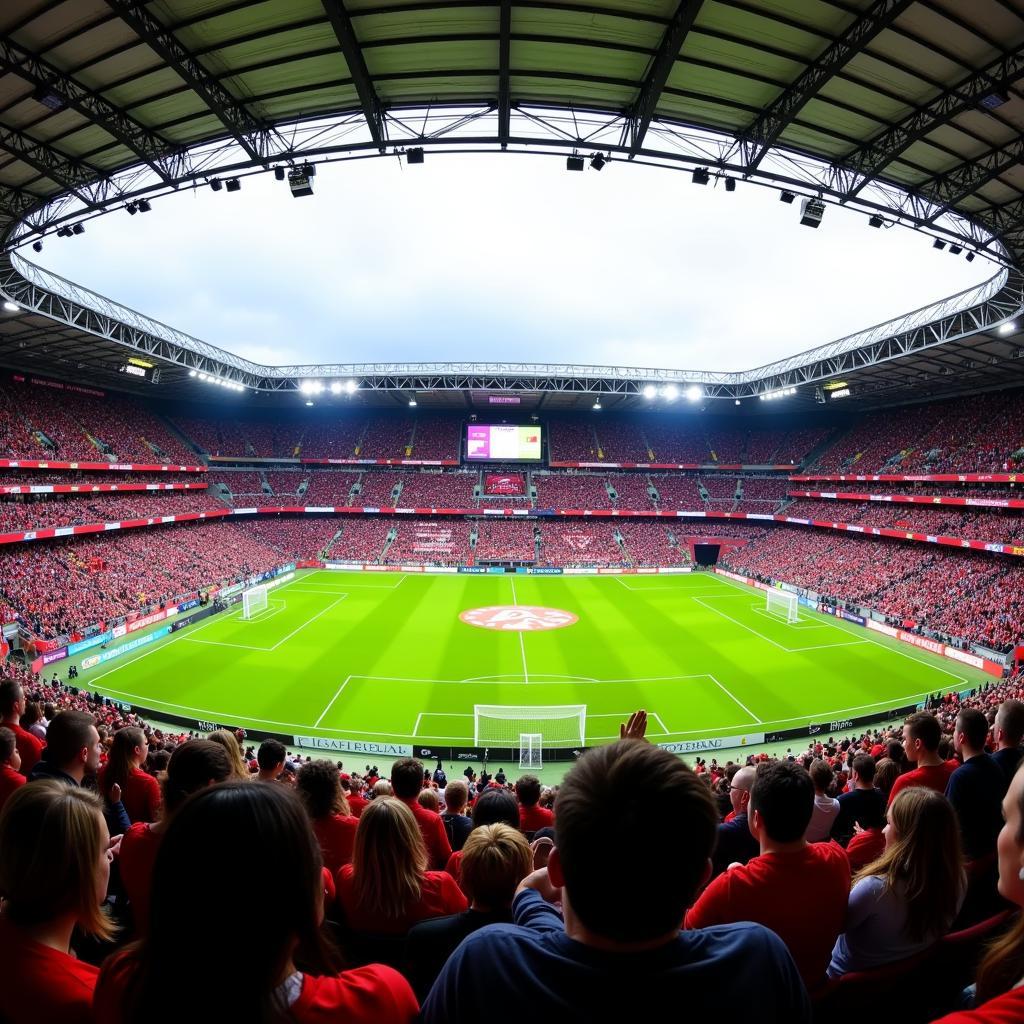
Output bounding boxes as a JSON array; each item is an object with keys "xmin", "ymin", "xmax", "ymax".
[{"xmin": 459, "ymin": 605, "xmax": 579, "ymax": 632}]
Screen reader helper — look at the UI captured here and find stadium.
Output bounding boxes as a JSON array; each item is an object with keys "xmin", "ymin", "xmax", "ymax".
[{"xmin": 1, "ymin": 0, "xmax": 1024, "ymax": 1020}]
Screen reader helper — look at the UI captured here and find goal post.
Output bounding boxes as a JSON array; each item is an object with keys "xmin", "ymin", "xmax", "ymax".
[
  {"xmin": 241, "ymin": 583, "xmax": 269, "ymax": 620},
  {"xmin": 519, "ymin": 733, "xmax": 543, "ymax": 771},
  {"xmin": 474, "ymin": 705, "xmax": 587, "ymax": 753},
  {"xmin": 766, "ymin": 587, "xmax": 799, "ymax": 623}
]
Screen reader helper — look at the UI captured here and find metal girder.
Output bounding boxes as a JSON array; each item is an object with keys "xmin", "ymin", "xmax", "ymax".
[
  {"xmin": 920, "ymin": 135, "xmax": 1024, "ymax": 225},
  {"xmin": 321, "ymin": 0, "xmax": 387, "ymax": 151},
  {"xmin": 622, "ymin": 0, "xmax": 705, "ymax": 156},
  {"xmin": 0, "ymin": 124, "xmax": 105, "ymax": 209},
  {"xmin": 839, "ymin": 49, "xmax": 1024, "ymax": 200},
  {"xmin": 498, "ymin": 0, "xmax": 512, "ymax": 148},
  {"xmin": 105, "ymin": 0, "xmax": 277, "ymax": 165},
  {"xmin": 0, "ymin": 37, "xmax": 182, "ymax": 184},
  {"xmin": 734, "ymin": 0, "xmax": 913, "ymax": 173}
]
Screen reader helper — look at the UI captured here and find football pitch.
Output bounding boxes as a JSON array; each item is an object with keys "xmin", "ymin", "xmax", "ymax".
[{"xmin": 76, "ymin": 569, "xmax": 990, "ymax": 751}]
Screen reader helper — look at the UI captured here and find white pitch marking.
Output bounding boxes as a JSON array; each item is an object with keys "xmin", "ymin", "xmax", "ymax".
[
  {"xmin": 314, "ymin": 676, "xmax": 353, "ymax": 728},
  {"xmin": 708, "ymin": 673, "xmax": 764, "ymax": 724},
  {"xmin": 510, "ymin": 578, "xmax": 530, "ymax": 685}
]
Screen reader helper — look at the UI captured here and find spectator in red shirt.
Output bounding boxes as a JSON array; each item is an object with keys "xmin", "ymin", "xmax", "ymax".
[
  {"xmin": 95, "ymin": 782, "xmax": 417, "ymax": 1023},
  {"xmin": 343, "ymin": 776, "xmax": 369, "ymax": 817},
  {"xmin": 516, "ymin": 774, "xmax": 554, "ymax": 834},
  {"xmin": 932, "ymin": 762, "xmax": 1024, "ymax": 1024},
  {"xmin": 0, "ymin": 726, "xmax": 25, "ymax": 813},
  {"xmin": 0, "ymin": 679, "xmax": 44, "ymax": 776},
  {"xmin": 685, "ymin": 760, "xmax": 850, "ymax": 988},
  {"xmin": 391, "ymin": 757, "xmax": 452, "ymax": 869},
  {"xmin": 0, "ymin": 780, "xmax": 115, "ymax": 1024},
  {"xmin": 99, "ymin": 726, "xmax": 161, "ymax": 824},
  {"xmin": 888, "ymin": 712, "xmax": 958, "ymax": 806},
  {"xmin": 336, "ymin": 797, "xmax": 467, "ymax": 934},
  {"xmin": 297, "ymin": 759, "xmax": 358, "ymax": 874},
  {"xmin": 119, "ymin": 740, "xmax": 232, "ymax": 935}
]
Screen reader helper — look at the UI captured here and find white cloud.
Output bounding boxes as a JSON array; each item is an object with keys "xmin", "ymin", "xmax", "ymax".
[{"xmin": 28, "ymin": 154, "xmax": 996, "ymax": 372}]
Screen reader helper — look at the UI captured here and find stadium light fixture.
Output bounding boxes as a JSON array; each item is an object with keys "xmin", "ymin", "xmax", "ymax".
[
  {"xmin": 225, "ymin": 178, "xmax": 241, "ymax": 193},
  {"xmin": 409, "ymin": 398, "xmax": 418, "ymax": 407},
  {"xmin": 868, "ymin": 215, "xmax": 885, "ymax": 228},
  {"xmin": 760, "ymin": 386, "xmax": 797, "ymax": 401},
  {"xmin": 406, "ymin": 147, "xmax": 425, "ymax": 165},
  {"xmin": 72, "ymin": 223, "xmax": 85, "ymax": 235},
  {"xmin": 566, "ymin": 155, "xmax": 584, "ymax": 172},
  {"xmin": 592, "ymin": 399, "xmax": 601, "ymax": 410},
  {"xmin": 734, "ymin": 399, "xmax": 741, "ymax": 406},
  {"xmin": 663, "ymin": 384, "xmax": 679, "ymax": 401},
  {"xmin": 779, "ymin": 191, "xmax": 796, "ymax": 204},
  {"xmin": 933, "ymin": 238, "xmax": 946, "ymax": 250},
  {"xmin": 589, "ymin": 153, "xmax": 606, "ymax": 171},
  {"xmin": 725, "ymin": 177, "xmax": 736, "ymax": 192},
  {"xmin": 305, "ymin": 400, "xmax": 314, "ymax": 407},
  {"xmin": 949, "ymin": 244, "xmax": 963, "ymax": 255},
  {"xmin": 209, "ymin": 178, "xmax": 223, "ymax": 192},
  {"xmin": 329, "ymin": 381, "xmax": 343, "ymax": 395},
  {"xmin": 137, "ymin": 199, "xmax": 151, "ymax": 213},
  {"xmin": 344, "ymin": 380, "xmax": 358, "ymax": 395},
  {"xmin": 32, "ymin": 84, "xmax": 67, "ymax": 112},
  {"xmin": 979, "ymin": 85, "xmax": 1010, "ymax": 110},
  {"xmin": 274, "ymin": 166, "xmax": 286, "ymax": 181},
  {"xmin": 3, "ymin": 301, "xmax": 19, "ymax": 313},
  {"xmin": 188, "ymin": 369, "xmax": 197, "ymax": 377},
  {"xmin": 32, "ymin": 241, "xmax": 42, "ymax": 253},
  {"xmin": 966, "ymin": 251, "xmax": 976, "ymax": 262},
  {"xmin": 125, "ymin": 203, "xmax": 138, "ymax": 215},
  {"xmin": 691, "ymin": 168, "xmax": 710, "ymax": 185},
  {"xmin": 799, "ymin": 197, "xmax": 824, "ymax": 228},
  {"xmin": 999, "ymin": 322, "xmax": 1017, "ymax": 335},
  {"xmin": 299, "ymin": 381, "xmax": 314, "ymax": 395},
  {"xmin": 642, "ymin": 384, "xmax": 657, "ymax": 400},
  {"xmin": 685, "ymin": 385, "xmax": 703, "ymax": 402}
]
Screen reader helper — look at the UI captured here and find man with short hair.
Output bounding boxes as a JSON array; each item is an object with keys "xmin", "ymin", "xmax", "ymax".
[
  {"xmin": 831, "ymin": 754, "xmax": 885, "ymax": 846},
  {"xmin": 0, "ymin": 679, "xmax": 44, "ymax": 776},
  {"xmin": 255, "ymin": 739, "xmax": 287, "ymax": 783},
  {"xmin": 887, "ymin": 711, "xmax": 958, "ymax": 806},
  {"xmin": 27, "ymin": 709, "xmax": 102, "ymax": 787},
  {"xmin": 685, "ymin": 760, "xmax": 850, "ymax": 988},
  {"xmin": 516, "ymin": 774, "xmax": 553, "ymax": 833},
  {"xmin": 421, "ymin": 713, "xmax": 809, "ymax": 1023},
  {"xmin": 392, "ymin": 757, "xmax": 452, "ymax": 869},
  {"xmin": 946, "ymin": 707, "xmax": 1006, "ymax": 861},
  {"xmin": 992, "ymin": 699, "xmax": 1024, "ymax": 783},
  {"xmin": 0, "ymin": 726, "xmax": 24, "ymax": 812},
  {"xmin": 712, "ymin": 765, "xmax": 758, "ymax": 875},
  {"xmin": 441, "ymin": 780, "xmax": 473, "ymax": 852}
]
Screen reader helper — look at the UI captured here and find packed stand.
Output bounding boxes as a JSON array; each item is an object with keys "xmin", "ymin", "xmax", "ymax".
[
  {"xmin": 533, "ymin": 473, "xmax": 613, "ymax": 508},
  {"xmin": 607, "ymin": 472, "xmax": 656, "ymax": 510},
  {"xmin": 617, "ymin": 521, "xmax": 688, "ymax": 566},
  {"xmin": 538, "ymin": 521, "xmax": 623, "ymax": 566},
  {"xmin": 232, "ymin": 517, "xmax": 339, "ymax": 560},
  {"xmin": 650, "ymin": 474, "xmax": 703, "ymax": 509},
  {"xmin": 592, "ymin": 420, "xmax": 648, "ymax": 462},
  {"xmin": 409, "ymin": 415, "xmax": 461, "ymax": 461},
  {"xmin": 301, "ymin": 472, "xmax": 361, "ymax": 505},
  {"xmin": 546, "ymin": 420, "xmax": 599, "ymax": 462},
  {"xmin": 359, "ymin": 417, "xmax": 414, "ymax": 460},
  {"xmin": 473, "ymin": 520, "xmax": 536, "ymax": 562},
  {"xmin": 393, "ymin": 472, "xmax": 476, "ymax": 508},
  {"xmin": 324, "ymin": 518, "xmax": 393, "ymax": 563},
  {"xmin": 385, "ymin": 522, "xmax": 472, "ymax": 565}
]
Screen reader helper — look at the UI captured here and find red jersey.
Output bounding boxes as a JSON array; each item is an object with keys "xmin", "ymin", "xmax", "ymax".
[
  {"xmin": 99, "ymin": 764, "xmax": 162, "ymax": 824},
  {"xmin": 887, "ymin": 760, "xmax": 959, "ymax": 806},
  {"xmin": 347, "ymin": 793, "xmax": 369, "ymax": 818},
  {"xmin": 931, "ymin": 989, "xmax": 1024, "ymax": 1024},
  {"xmin": 95, "ymin": 951, "xmax": 417, "ymax": 1023},
  {"xmin": 684, "ymin": 841, "xmax": 851, "ymax": 987},
  {"xmin": 445, "ymin": 849, "xmax": 463, "ymax": 888},
  {"xmin": 400, "ymin": 796, "xmax": 452, "ymax": 870},
  {"xmin": 519, "ymin": 803, "xmax": 554, "ymax": 833},
  {"xmin": 5, "ymin": 723, "xmax": 43, "ymax": 776},
  {"xmin": 845, "ymin": 827, "xmax": 885, "ymax": 872},
  {"xmin": 336, "ymin": 865, "xmax": 467, "ymax": 934},
  {"xmin": 119, "ymin": 822, "xmax": 162, "ymax": 934},
  {"xmin": 0, "ymin": 763, "xmax": 26, "ymax": 812},
  {"xmin": 313, "ymin": 813, "xmax": 358, "ymax": 874},
  {"xmin": 0, "ymin": 915, "xmax": 98, "ymax": 1024}
]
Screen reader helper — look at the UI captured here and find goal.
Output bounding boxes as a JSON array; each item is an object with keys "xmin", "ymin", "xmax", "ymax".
[
  {"xmin": 241, "ymin": 583, "xmax": 269, "ymax": 620},
  {"xmin": 766, "ymin": 587, "xmax": 799, "ymax": 623},
  {"xmin": 473, "ymin": 705, "xmax": 587, "ymax": 756}
]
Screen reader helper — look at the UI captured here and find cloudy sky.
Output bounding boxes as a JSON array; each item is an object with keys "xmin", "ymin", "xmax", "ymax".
[{"xmin": 28, "ymin": 153, "xmax": 995, "ymax": 373}]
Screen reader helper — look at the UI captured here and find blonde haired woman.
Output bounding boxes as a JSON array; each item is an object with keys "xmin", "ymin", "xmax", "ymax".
[
  {"xmin": 828, "ymin": 786, "xmax": 965, "ymax": 977},
  {"xmin": 336, "ymin": 797, "xmax": 466, "ymax": 934},
  {"xmin": 206, "ymin": 728, "xmax": 251, "ymax": 781},
  {"xmin": 0, "ymin": 781, "xmax": 115, "ymax": 1023}
]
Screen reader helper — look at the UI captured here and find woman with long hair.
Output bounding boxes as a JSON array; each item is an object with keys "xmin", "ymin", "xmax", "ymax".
[
  {"xmin": 119, "ymin": 739, "xmax": 232, "ymax": 933},
  {"xmin": 297, "ymin": 759, "xmax": 358, "ymax": 874},
  {"xmin": 98, "ymin": 726, "xmax": 161, "ymax": 824},
  {"xmin": 0, "ymin": 780, "xmax": 115, "ymax": 1023},
  {"xmin": 94, "ymin": 782, "xmax": 417, "ymax": 1023},
  {"xmin": 206, "ymin": 727, "xmax": 251, "ymax": 780},
  {"xmin": 337, "ymin": 798, "xmax": 467, "ymax": 934},
  {"xmin": 828, "ymin": 786, "xmax": 965, "ymax": 977}
]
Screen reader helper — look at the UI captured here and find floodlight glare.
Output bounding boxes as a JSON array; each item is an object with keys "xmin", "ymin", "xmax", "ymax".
[
  {"xmin": 409, "ymin": 398, "xmax": 417, "ymax": 407},
  {"xmin": 344, "ymin": 380, "xmax": 358, "ymax": 395},
  {"xmin": 299, "ymin": 381, "xmax": 314, "ymax": 395},
  {"xmin": 188, "ymin": 369, "xmax": 197, "ymax": 377},
  {"xmin": 734, "ymin": 399, "xmax": 741, "ymax": 406},
  {"xmin": 642, "ymin": 384, "xmax": 657, "ymax": 400},
  {"xmin": 329, "ymin": 382, "xmax": 343, "ymax": 395},
  {"xmin": 305, "ymin": 400, "xmax": 314, "ymax": 407},
  {"xmin": 663, "ymin": 384, "xmax": 679, "ymax": 401},
  {"xmin": 999, "ymin": 322, "xmax": 1017, "ymax": 335},
  {"xmin": 3, "ymin": 301, "xmax": 19, "ymax": 312},
  {"xmin": 685, "ymin": 385, "xmax": 703, "ymax": 402},
  {"xmin": 592, "ymin": 400, "xmax": 601, "ymax": 410}
]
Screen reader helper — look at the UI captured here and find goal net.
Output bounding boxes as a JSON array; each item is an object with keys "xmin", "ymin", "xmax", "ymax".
[
  {"xmin": 474, "ymin": 705, "xmax": 587, "ymax": 751},
  {"xmin": 519, "ymin": 734, "xmax": 543, "ymax": 771},
  {"xmin": 766, "ymin": 587, "xmax": 799, "ymax": 623},
  {"xmin": 241, "ymin": 583, "xmax": 269, "ymax": 620}
]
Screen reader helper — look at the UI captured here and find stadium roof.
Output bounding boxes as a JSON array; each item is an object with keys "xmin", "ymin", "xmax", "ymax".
[{"xmin": 0, "ymin": 0, "xmax": 1022, "ymax": 409}]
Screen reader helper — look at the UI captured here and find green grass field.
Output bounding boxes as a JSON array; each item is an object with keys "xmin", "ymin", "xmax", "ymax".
[{"xmin": 74, "ymin": 569, "xmax": 989, "ymax": 752}]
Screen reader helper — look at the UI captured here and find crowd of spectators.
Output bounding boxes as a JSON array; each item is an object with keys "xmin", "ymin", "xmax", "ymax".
[
  {"xmin": 408, "ymin": 415, "xmax": 461, "ymax": 461},
  {"xmin": 359, "ymin": 417, "xmax": 415, "ymax": 460},
  {"xmin": 232, "ymin": 517, "xmax": 339, "ymax": 561},
  {"xmin": 473, "ymin": 520, "xmax": 537, "ymax": 562},
  {"xmin": 617, "ymin": 521, "xmax": 688, "ymax": 566},
  {"xmin": 392, "ymin": 472, "xmax": 476, "ymax": 508},
  {"xmin": 384, "ymin": 523, "xmax": 472, "ymax": 565},
  {"xmin": 538, "ymin": 522, "xmax": 624, "ymax": 566},
  {"xmin": 301, "ymin": 472, "xmax": 361, "ymax": 505},
  {"xmin": 533, "ymin": 473, "xmax": 613, "ymax": 508},
  {"xmin": 325, "ymin": 518, "xmax": 394, "ymax": 563}
]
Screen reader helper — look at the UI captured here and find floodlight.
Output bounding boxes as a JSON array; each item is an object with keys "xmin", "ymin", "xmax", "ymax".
[
  {"xmin": 329, "ymin": 382, "xmax": 343, "ymax": 395},
  {"xmin": 344, "ymin": 380, "xmax": 358, "ymax": 394},
  {"xmin": 999, "ymin": 322, "xmax": 1017, "ymax": 335},
  {"xmin": 32, "ymin": 84, "xmax": 66, "ymax": 111},
  {"xmin": 137, "ymin": 199, "xmax": 151, "ymax": 213},
  {"xmin": 734, "ymin": 399, "xmax": 741, "ymax": 406},
  {"xmin": 199, "ymin": 373, "xmax": 207, "ymax": 381},
  {"xmin": 72, "ymin": 223, "xmax": 85, "ymax": 235},
  {"xmin": 949, "ymin": 244, "xmax": 963, "ymax": 255},
  {"xmin": 125, "ymin": 203, "xmax": 138, "ymax": 215},
  {"xmin": 780, "ymin": 191, "xmax": 796, "ymax": 204},
  {"xmin": 274, "ymin": 166, "xmax": 286, "ymax": 181},
  {"xmin": 685, "ymin": 385, "xmax": 703, "ymax": 402},
  {"xmin": 288, "ymin": 168, "xmax": 314, "ymax": 198},
  {"xmin": 189, "ymin": 369, "xmax": 197, "ymax": 377},
  {"xmin": 409, "ymin": 398, "xmax": 418, "ymax": 407},
  {"xmin": 566, "ymin": 155, "xmax": 584, "ymax": 172},
  {"xmin": 305, "ymin": 400, "xmax": 314, "ymax": 407},
  {"xmin": 225, "ymin": 178, "xmax": 241, "ymax": 192},
  {"xmin": 3, "ymin": 301, "xmax": 19, "ymax": 313},
  {"xmin": 32, "ymin": 241, "xmax": 42, "ymax": 252},
  {"xmin": 663, "ymin": 384, "xmax": 679, "ymax": 401},
  {"xmin": 642, "ymin": 384, "xmax": 657, "ymax": 400},
  {"xmin": 725, "ymin": 177, "xmax": 736, "ymax": 192},
  {"xmin": 799, "ymin": 197, "xmax": 825, "ymax": 228},
  {"xmin": 933, "ymin": 238, "xmax": 946, "ymax": 250},
  {"xmin": 590, "ymin": 153, "xmax": 606, "ymax": 171},
  {"xmin": 406, "ymin": 147, "xmax": 424, "ymax": 164},
  {"xmin": 868, "ymin": 215, "xmax": 884, "ymax": 228},
  {"xmin": 966, "ymin": 251, "xmax": 976, "ymax": 262},
  {"xmin": 209, "ymin": 178, "xmax": 223, "ymax": 192},
  {"xmin": 299, "ymin": 381, "xmax": 314, "ymax": 395},
  {"xmin": 592, "ymin": 400, "xmax": 601, "ymax": 410},
  {"xmin": 692, "ymin": 168, "xmax": 710, "ymax": 185}
]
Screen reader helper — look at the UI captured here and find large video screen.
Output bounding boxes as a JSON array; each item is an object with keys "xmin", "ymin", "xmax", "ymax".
[{"xmin": 466, "ymin": 424, "xmax": 543, "ymax": 462}]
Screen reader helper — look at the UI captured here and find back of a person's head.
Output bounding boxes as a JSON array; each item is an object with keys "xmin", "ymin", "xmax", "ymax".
[
  {"xmin": 206, "ymin": 729, "xmax": 249, "ymax": 779},
  {"xmin": 161, "ymin": 741, "xmax": 233, "ymax": 816},
  {"xmin": 0, "ymin": 679, "xmax": 21, "ymax": 717},
  {"xmin": 749, "ymin": 760, "xmax": 814, "ymax": 843},
  {"xmin": 0, "ymin": 780, "xmax": 113, "ymax": 940},
  {"xmin": 852, "ymin": 753, "xmax": 876, "ymax": 785},
  {"xmin": 44, "ymin": 710, "xmax": 95, "ymax": 769},
  {"xmin": 956, "ymin": 708, "xmax": 990, "ymax": 750},
  {"xmin": 351, "ymin": 797, "xmax": 426, "ymax": 919},
  {"xmin": 103, "ymin": 726, "xmax": 146, "ymax": 795},
  {"xmin": 0, "ymin": 726, "xmax": 15, "ymax": 765},
  {"xmin": 296, "ymin": 759, "xmax": 348, "ymax": 819},
  {"xmin": 257, "ymin": 738, "xmax": 286, "ymax": 771},
  {"xmin": 997, "ymin": 700, "xmax": 1024, "ymax": 746},
  {"xmin": 460, "ymin": 823, "xmax": 532, "ymax": 909},
  {"xmin": 515, "ymin": 775, "xmax": 542, "ymax": 807},
  {"xmin": 809, "ymin": 759, "xmax": 833, "ymax": 793},
  {"xmin": 904, "ymin": 712, "xmax": 941, "ymax": 752},
  {"xmin": 372, "ymin": 778, "xmax": 394, "ymax": 798},
  {"xmin": 418, "ymin": 788, "xmax": 440, "ymax": 813},
  {"xmin": 444, "ymin": 779, "xmax": 468, "ymax": 812},
  {"xmin": 390, "ymin": 757, "xmax": 424, "ymax": 799},
  {"xmin": 130, "ymin": 782, "xmax": 336, "ymax": 1019},
  {"xmin": 554, "ymin": 739, "xmax": 717, "ymax": 943},
  {"xmin": 471, "ymin": 787, "xmax": 519, "ymax": 828}
]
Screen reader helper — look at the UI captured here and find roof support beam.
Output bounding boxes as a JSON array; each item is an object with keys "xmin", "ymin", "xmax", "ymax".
[
  {"xmin": 919, "ymin": 135, "xmax": 1024, "ymax": 225},
  {"xmin": 622, "ymin": 0, "xmax": 705, "ymax": 156},
  {"xmin": 105, "ymin": 0, "xmax": 276, "ymax": 165},
  {"xmin": 497, "ymin": 0, "xmax": 512, "ymax": 148},
  {"xmin": 0, "ymin": 125, "xmax": 104, "ymax": 210},
  {"xmin": 734, "ymin": 0, "xmax": 913, "ymax": 172},
  {"xmin": 838, "ymin": 49, "xmax": 1024, "ymax": 200},
  {"xmin": 321, "ymin": 0, "xmax": 387, "ymax": 151},
  {"xmin": 0, "ymin": 37, "xmax": 181, "ymax": 183}
]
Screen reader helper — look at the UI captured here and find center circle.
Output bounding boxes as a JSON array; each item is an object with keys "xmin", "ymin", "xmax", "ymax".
[{"xmin": 459, "ymin": 605, "xmax": 579, "ymax": 632}]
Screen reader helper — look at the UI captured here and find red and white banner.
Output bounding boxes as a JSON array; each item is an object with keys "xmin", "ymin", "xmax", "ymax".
[
  {"xmin": 209, "ymin": 456, "xmax": 459, "ymax": 466},
  {"xmin": 551, "ymin": 461, "xmax": 792, "ymax": 471},
  {"xmin": 788, "ymin": 490, "xmax": 1024, "ymax": 509},
  {"xmin": 0, "ymin": 482, "xmax": 208, "ymax": 495},
  {"xmin": 485, "ymin": 473, "xmax": 526, "ymax": 495},
  {"xmin": 0, "ymin": 460, "xmax": 206, "ymax": 473},
  {"xmin": 791, "ymin": 473, "xmax": 1023, "ymax": 484}
]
